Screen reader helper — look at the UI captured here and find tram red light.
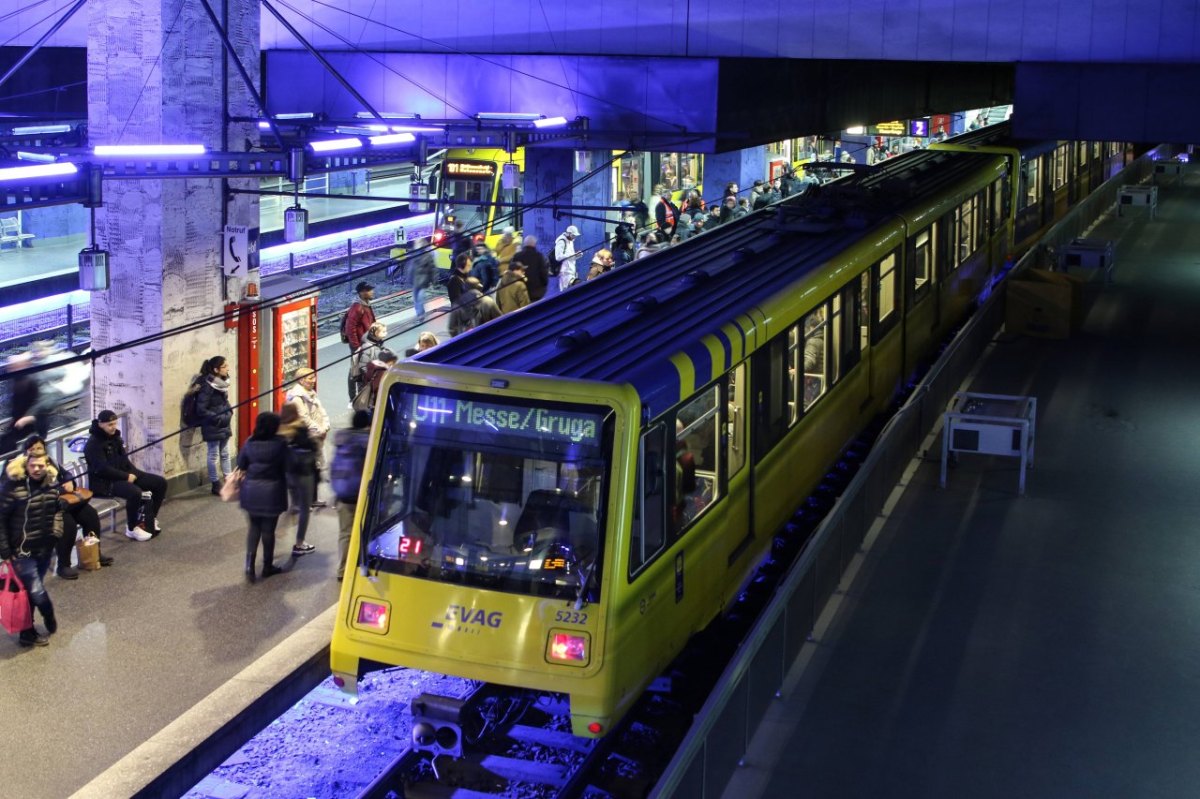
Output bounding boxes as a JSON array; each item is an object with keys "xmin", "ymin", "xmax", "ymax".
[
  {"xmin": 356, "ymin": 601, "xmax": 389, "ymax": 630},
  {"xmin": 333, "ymin": 675, "xmax": 345, "ymax": 688},
  {"xmin": 431, "ymin": 229, "xmax": 448, "ymax": 247},
  {"xmin": 549, "ymin": 633, "xmax": 587, "ymax": 662},
  {"xmin": 587, "ymin": 722, "xmax": 603, "ymax": 735}
]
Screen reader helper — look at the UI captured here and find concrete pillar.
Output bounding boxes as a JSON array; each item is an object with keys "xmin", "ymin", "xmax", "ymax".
[
  {"xmin": 88, "ymin": 0, "xmax": 259, "ymax": 488},
  {"xmin": 522, "ymin": 148, "xmax": 613, "ymax": 262},
  {"xmin": 704, "ymin": 145, "xmax": 768, "ymax": 205}
]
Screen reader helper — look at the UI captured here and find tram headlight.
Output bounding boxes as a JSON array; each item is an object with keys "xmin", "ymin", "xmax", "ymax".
[{"xmin": 547, "ymin": 630, "xmax": 590, "ymax": 666}]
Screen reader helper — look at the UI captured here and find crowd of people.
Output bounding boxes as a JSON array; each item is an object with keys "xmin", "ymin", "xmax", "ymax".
[{"xmin": 0, "ymin": 352, "xmax": 377, "ymax": 648}]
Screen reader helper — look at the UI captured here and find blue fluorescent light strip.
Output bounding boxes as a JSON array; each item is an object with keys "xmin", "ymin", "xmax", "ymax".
[
  {"xmin": 93, "ymin": 144, "xmax": 206, "ymax": 156},
  {"xmin": 0, "ymin": 162, "xmax": 78, "ymax": 181},
  {"xmin": 533, "ymin": 116, "xmax": 568, "ymax": 128},
  {"xmin": 308, "ymin": 138, "xmax": 363, "ymax": 153},
  {"xmin": 368, "ymin": 132, "xmax": 416, "ymax": 145}
]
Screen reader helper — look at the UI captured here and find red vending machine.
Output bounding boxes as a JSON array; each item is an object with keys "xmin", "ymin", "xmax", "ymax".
[{"xmin": 271, "ymin": 297, "xmax": 318, "ymax": 411}]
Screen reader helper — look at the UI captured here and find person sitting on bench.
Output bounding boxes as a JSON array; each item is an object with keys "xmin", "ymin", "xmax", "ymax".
[{"xmin": 84, "ymin": 410, "xmax": 167, "ymax": 542}]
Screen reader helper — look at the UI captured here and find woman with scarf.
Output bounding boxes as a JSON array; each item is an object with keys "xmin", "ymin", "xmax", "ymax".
[{"xmin": 197, "ymin": 356, "xmax": 234, "ymax": 495}]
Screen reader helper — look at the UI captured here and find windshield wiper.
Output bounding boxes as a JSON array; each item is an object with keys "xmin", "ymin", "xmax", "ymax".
[{"xmin": 573, "ymin": 560, "xmax": 597, "ymax": 610}]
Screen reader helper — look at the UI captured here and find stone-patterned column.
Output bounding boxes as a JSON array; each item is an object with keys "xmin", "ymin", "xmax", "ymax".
[
  {"xmin": 523, "ymin": 148, "xmax": 612, "ymax": 261},
  {"xmin": 88, "ymin": 0, "xmax": 259, "ymax": 487},
  {"xmin": 704, "ymin": 145, "xmax": 768, "ymax": 205}
]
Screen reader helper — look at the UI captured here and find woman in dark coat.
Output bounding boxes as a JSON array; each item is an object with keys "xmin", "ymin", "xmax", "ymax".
[
  {"xmin": 278, "ymin": 401, "xmax": 318, "ymax": 557},
  {"xmin": 236, "ymin": 412, "xmax": 290, "ymax": 582},
  {"xmin": 197, "ymin": 356, "xmax": 234, "ymax": 495}
]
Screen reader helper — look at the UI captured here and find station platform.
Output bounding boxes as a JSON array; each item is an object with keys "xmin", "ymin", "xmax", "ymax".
[
  {"xmin": 0, "ymin": 174, "xmax": 414, "ymax": 294},
  {"xmin": 725, "ymin": 176, "xmax": 1200, "ymax": 798},
  {"xmin": 0, "ymin": 299, "xmax": 451, "ymax": 799}
]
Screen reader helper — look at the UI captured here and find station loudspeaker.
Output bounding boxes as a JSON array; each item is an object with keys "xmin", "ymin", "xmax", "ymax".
[
  {"xmin": 284, "ymin": 206, "xmax": 308, "ymax": 243},
  {"xmin": 502, "ymin": 162, "xmax": 520, "ymax": 190},
  {"xmin": 78, "ymin": 247, "xmax": 110, "ymax": 291},
  {"xmin": 409, "ymin": 693, "xmax": 466, "ymax": 757},
  {"xmin": 574, "ymin": 150, "xmax": 593, "ymax": 173}
]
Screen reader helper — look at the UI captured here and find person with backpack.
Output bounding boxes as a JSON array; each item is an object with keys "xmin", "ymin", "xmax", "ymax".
[
  {"xmin": 449, "ymin": 277, "xmax": 501, "ymax": 337},
  {"xmin": 446, "ymin": 252, "xmax": 472, "ymax": 307},
  {"xmin": 331, "ymin": 409, "xmax": 371, "ymax": 581},
  {"xmin": 193, "ymin": 356, "xmax": 233, "ymax": 495},
  {"xmin": 549, "ymin": 225, "xmax": 581, "ymax": 297},
  {"xmin": 342, "ymin": 282, "xmax": 376, "ymax": 355}
]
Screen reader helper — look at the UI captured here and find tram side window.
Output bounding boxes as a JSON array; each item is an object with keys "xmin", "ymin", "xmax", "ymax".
[
  {"xmin": 841, "ymin": 281, "xmax": 862, "ymax": 372},
  {"xmin": 753, "ymin": 335, "xmax": 790, "ymax": 461},
  {"xmin": 912, "ymin": 226, "xmax": 935, "ymax": 301},
  {"xmin": 991, "ymin": 178, "xmax": 1006, "ymax": 237},
  {"xmin": 631, "ymin": 424, "xmax": 668, "ymax": 575},
  {"xmin": 874, "ymin": 252, "xmax": 898, "ymax": 341},
  {"xmin": 1021, "ymin": 159, "xmax": 1041, "ymax": 208},
  {"xmin": 802, "ymin": 305, "xmax": 829, "ymax": 411},
  {"xmin": 857, "ymin": 272, "xmax": 871, "ymax": 352},
  {"xmin": 786, "ymin": 327, "xmax": 800, "ymax": 424},
  {"xmin": 727, "ymin": 366, "xmax": 746, "ymax": 477},
  {"xmin": 674, "ymin": 386, "xmax": 721, "ymax": 531},
  {"xmin": 956, "ymin": 195, "xmax": 978, "ymax": 265},
  {"xmin": 1053, "ymin": 145, "xmax": 1068, "ymax": 190}
]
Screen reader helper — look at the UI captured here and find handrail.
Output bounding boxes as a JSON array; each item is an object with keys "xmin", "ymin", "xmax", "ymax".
[{"xmin": 649, "ymin": 145, "xmax": 1169, "ymax": 798}]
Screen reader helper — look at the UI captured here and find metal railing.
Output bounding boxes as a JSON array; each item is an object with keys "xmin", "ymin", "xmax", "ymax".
[{"xmin": 649, "ymin": 145, "xmax": 1171, "ymax": 798}]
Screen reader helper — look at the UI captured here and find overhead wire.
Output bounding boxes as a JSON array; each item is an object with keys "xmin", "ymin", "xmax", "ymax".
[{"xmin": 0, "ymin": 0, "xmax": 73, "ymax": 47}]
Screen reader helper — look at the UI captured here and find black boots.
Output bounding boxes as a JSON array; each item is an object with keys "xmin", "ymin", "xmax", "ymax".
[
  {"xmin": 44, "ymin": 610, "xmax": 57, "ymax": 635},
  {"xmin": 211, "ymin": 481, "xmax": 222, "ymax": 496},
  {"xmin": 245, "ymin": 554, "xmax": 256, "ymax": 584},
  {"xmin": 261, "ymin": 564, "xmax": 283, "ymax": 578},
  {"xmin": 19, "ymin": 628, "xmax": 48, "ymax": 647}
]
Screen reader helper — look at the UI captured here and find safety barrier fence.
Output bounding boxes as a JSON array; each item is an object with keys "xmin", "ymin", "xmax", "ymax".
[{"xmin": 649, "ymin": 145, "xmax": 1172, "ymax": 798}]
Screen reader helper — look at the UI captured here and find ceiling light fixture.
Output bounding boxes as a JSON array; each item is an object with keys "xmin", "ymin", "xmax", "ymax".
[
  {"xmin": 368, "ymin": 132, "xmax": 416, "ymax": 146},
  {"xmin": 307, "ymin": 138, "xmax": 362, "ymax": 153},
  {"xmin": 93, "ymin": 144, "xmax": 206, "ymax": 157},
  {"xmin": 533, "ymin": 116, "xmax": 569, "ymax": 128},
  {"xmin": 0, "ymin": 162, "xmax": 78, "ymax": 181}
]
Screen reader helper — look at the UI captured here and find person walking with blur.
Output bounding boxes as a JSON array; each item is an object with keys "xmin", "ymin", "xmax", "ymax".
[
  {"xmin": 237, "ymin": 412, "xmax": 289, "ymax": 582},
  {"xmin": 285, "ymin": 367, "xmax": 331, "ymax": 507},
  {"xmin": 0, "ymin": 351, "xmax": 52, "ymax": 456},
  {"xmin": 407, "ymin": 239, "xmax": 436, "ymax": 323},
  {"xmin": 278, "ymin": 402, "xmax": 318, "ymax": 558},
  {"xmin": 0, "ymin": 450, "xmax": 61, "ymax": 646},
  {"xmin": 331, "ymin": 410, "xmax": 371, "ymax": 582},
  {"xmin": 196, "ymin": 356, "xmax": 234, "ymax": 495},
  {"xmin": 470, "ymin": 240, "xmax": 500, "ymax": 293},
  {"xmin": 511, "ymin": 236, "xmax": 548, "ymax": 301}
]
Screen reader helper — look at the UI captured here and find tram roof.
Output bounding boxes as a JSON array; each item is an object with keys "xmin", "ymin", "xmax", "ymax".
[{"xmin": 418, "ymin": 145, "xmax": 1002, "ymax": 415}]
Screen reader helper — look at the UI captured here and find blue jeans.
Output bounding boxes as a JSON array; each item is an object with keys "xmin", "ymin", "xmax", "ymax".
[
  {"xmin": 207, "ymin": 438, "xmax": 231, "ymax": 483},
  {"xmin": 413, "ymin": 284, "xmax": 427, "ymax": 322},
  {"xmin": 11, "ymin": 551, "xmax": 54, "ymax": 630}
]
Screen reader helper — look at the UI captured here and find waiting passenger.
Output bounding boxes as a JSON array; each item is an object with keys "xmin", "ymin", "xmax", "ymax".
[
  {"xmin": 237, "ymin": 411, "xmax": 289, "ymax": 583},
  {"xmin": 470, "ymin": 241, "xmax": 500, "ymax": 293},
  {"xmin": 84, "ymin": 409, "xmax": 168, "ymax": 542},
  {"xmin": 356, "ymin": 349, "xmax": 398, "ymax": 413},
  {"xmin": 0, "ymin": 451, "xmax": 62, "ymax": 646},
  {"xmin": 495, "ymin": 226, "xmax": 519, "ymax": 276},
  {"xmin": 352, "ymin": 322, "xmax": 387, "ymax": 401},
  {"xmin": 449, "ymin": 277, "xmax": 501, "ymax": 336},
  {"xmin": 497, "ymin": 260, "xmax": 531, "ymax": 313},
  {"xmin": 195, "ymin": 355, "xmax": 234, "ymax": 496},
  {"xmin": 416, "ymin": 332, "xmax": 439, "ymax": 352},
  {"xmin": 344, "ymin": 281, "xmax": 376, "ymax": 355},
  {"xmin": 284, "ymin": 368, "xmax": 331, "ymax": 507},
  {"xmin": 551, "ymin": 225, "xmax": 583, "ymax": 294},
  {"xmin": 278, "ymin": 402, "xmax": 318, "ymax": 558},
  {"xmin": 446, "ymin": 252, "xmax": 472, "ymax": 306},
  {"xmin": 586, "ymin": 249, "xmax": 615, "ymax": 281},
  {"xmin": 511, "ymin": 236, "xmax": 549, "ymax": 301},
  {"xmin": 654, "ymin": 190, "xmax": 680, "ymax": 239}
]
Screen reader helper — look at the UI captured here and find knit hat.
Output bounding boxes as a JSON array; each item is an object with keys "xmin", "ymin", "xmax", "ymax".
[{"xmin": 97, "ymin": 409, "xmax": 118, "ymax": 423}]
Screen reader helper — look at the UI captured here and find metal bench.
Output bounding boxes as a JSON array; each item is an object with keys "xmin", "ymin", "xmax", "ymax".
[
  {"xmin": 62, "ymin": 457, "xmax": 123, "ymax": 536},
  {"xmin": 0, "ymin": 216, "xmax": 35, "ymax": 250}
]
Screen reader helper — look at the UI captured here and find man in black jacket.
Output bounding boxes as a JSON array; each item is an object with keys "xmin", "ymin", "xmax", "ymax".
[
  {"xmin": 511, "ymin": 236, "xmax": 549, "ymax": 301},
  {"xmin": 0, "ymin": 452, "xmax": 61, "ymax": 646},
  {"xmin": 84, "ymin": 410, "xmax": 167, "ymax": 541}
]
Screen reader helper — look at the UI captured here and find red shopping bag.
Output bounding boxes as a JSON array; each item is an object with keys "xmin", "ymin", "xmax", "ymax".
[{"xmin": 0, "ymin": 562, "xmax": 33, "ymax": 635}]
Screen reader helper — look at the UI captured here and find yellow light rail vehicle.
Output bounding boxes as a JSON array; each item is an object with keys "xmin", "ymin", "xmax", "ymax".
[{"xmin": 331, "ymin": 121, "xmax": 1127, "ymax": 740}]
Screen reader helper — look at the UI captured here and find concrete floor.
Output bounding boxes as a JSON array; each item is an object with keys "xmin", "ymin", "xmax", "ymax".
[{"xmin": 727, "ymin": 178, "xmax": 1200, "ymax": 799}]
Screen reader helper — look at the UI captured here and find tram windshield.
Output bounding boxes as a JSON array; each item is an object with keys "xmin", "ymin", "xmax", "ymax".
[
  {"xmin": 440, "ymin": 160, "xmax": 496, "ymax": 237},
  {"xmin": 362, "ymin": 384, "xmax": 613, "ymax": 602}
]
